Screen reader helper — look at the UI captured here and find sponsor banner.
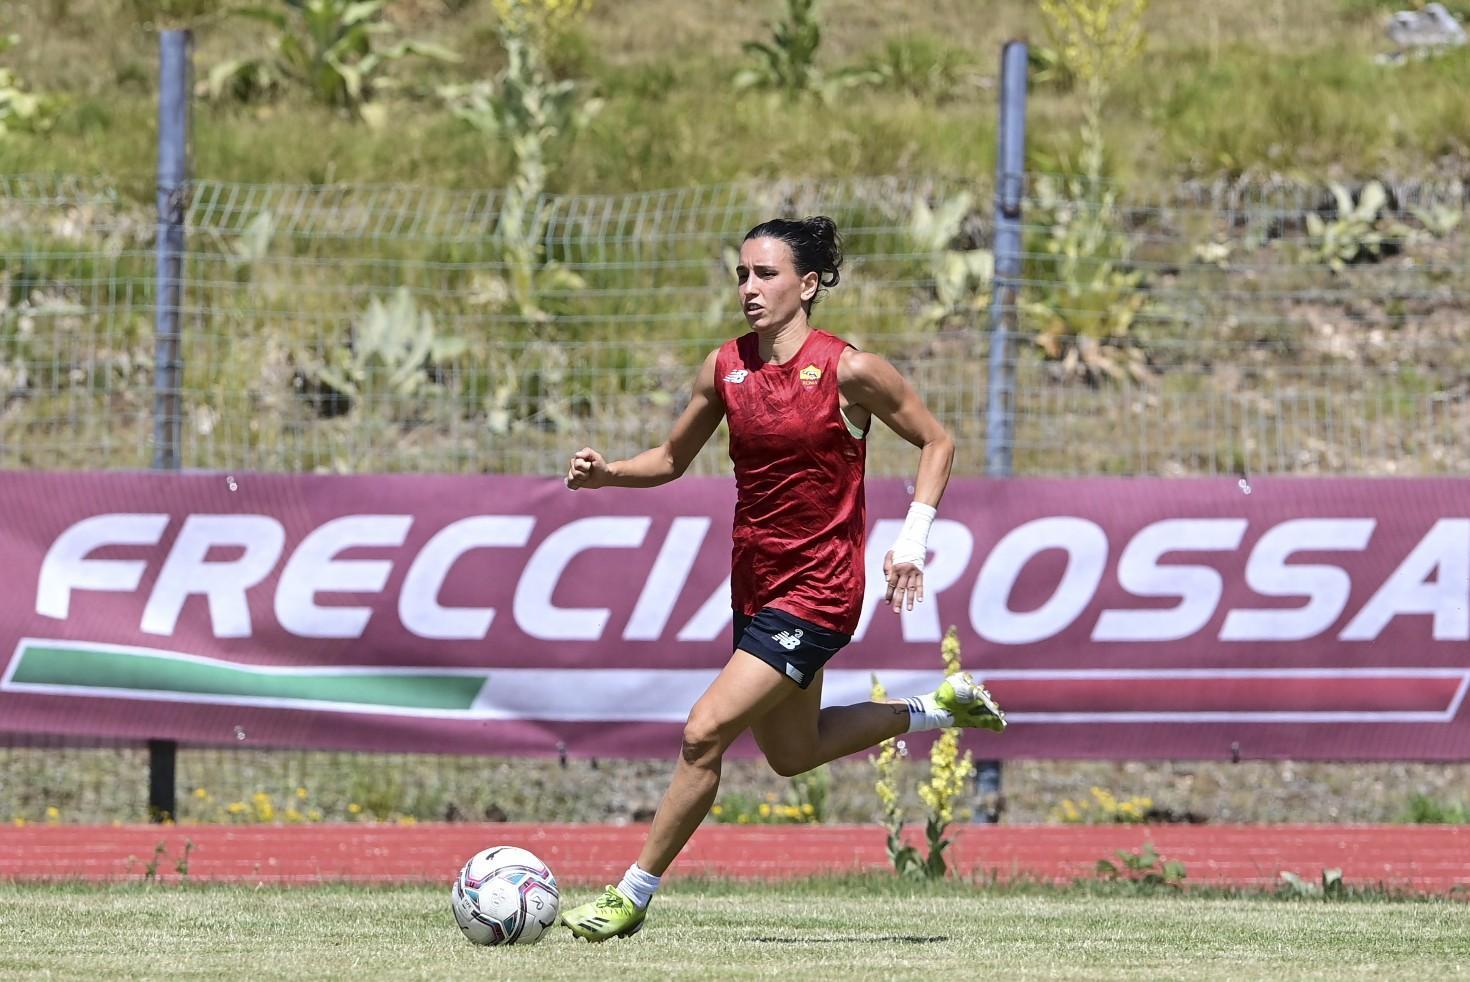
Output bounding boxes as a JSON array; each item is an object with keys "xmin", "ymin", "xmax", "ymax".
[{"xmin": 1, "ymin": 471, "xmax": 1467, "ymax": 759}]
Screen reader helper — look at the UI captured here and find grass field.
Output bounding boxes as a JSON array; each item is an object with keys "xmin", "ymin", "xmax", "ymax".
[{"xmin": 0, "ymin": 880, "xmax": 1466, "ymax": 980}]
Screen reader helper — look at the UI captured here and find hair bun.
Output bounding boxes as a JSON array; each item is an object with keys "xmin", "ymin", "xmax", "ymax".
[{"xmin": 803, "ymin": 215, "xmax": 842, "ymax": 288}]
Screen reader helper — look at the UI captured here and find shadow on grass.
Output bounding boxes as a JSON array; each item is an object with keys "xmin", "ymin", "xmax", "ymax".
[{"xmin": 748, "ymin": 934, "xmax": 949, "ymax": 944}]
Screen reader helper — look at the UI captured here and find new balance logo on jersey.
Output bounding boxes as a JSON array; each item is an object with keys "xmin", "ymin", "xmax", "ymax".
[
  {"xmin": 771, "ymin": 628, "xmax": 803, "ymax": 650},
  {"xmin": 723, "ymin": 369, "xmax": 749, "ymax": 383}
]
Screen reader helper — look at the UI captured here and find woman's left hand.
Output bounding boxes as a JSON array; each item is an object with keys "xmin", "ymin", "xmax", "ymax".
[{"xmin": 883, "ymin": 549, "xmax": 924, "ymax": 612}]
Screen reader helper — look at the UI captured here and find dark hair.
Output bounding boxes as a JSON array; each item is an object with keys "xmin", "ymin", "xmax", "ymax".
[{"xmin": 743, "ymin": 215, "xmax": 843, "ymax": 309}]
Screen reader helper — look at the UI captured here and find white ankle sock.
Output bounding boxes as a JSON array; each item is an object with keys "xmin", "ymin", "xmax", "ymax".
[
  {"xmin": 617, "ymin": 863, "xmax": 661, "ymax": 910},
  {"xmin": 903, "ymin": 694, "xmax": 954, "ymax": 732}
]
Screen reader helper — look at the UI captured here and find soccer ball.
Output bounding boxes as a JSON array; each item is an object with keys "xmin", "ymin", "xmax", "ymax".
[{"xmin": 450, "ymin": 846, "xmax": 560, "ymax": 946}]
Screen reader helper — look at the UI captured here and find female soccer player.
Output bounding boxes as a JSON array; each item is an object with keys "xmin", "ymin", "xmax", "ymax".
[{"xmin": 559, "ymin": 216, "xmax": 1005, "ymax": 941}]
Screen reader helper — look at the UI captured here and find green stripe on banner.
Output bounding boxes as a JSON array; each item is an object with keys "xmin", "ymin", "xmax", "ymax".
[{"xmin": 11, "ymin": 644, "xmax": 484, "ymax": 711}]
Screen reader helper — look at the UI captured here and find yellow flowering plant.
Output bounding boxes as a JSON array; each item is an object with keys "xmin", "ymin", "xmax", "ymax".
[
  {"xmin": 870, "ymin": 627, "xmax": 976, "ymax": 879},
  {"xmin": 490, "ymin": 0, "xmax": 593, "ymax": 40},
  {"xmin": 1050, "ymin": 785, "xmax": 1154, "ymax": 824},
  {"xmin": 710, "ymin": 789, "xmax": 820, "ymax": 825},
  {"xmin": 869, "ymin": 672, "xmax": 916, "ymax": 874}
]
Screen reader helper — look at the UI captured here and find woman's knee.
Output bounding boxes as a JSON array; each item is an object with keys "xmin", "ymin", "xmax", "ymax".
[{"xmin": 681, "ymin": 710, "xmax": 724, "ymax": 767}]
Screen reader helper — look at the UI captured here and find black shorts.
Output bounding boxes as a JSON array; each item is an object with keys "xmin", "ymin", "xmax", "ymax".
[{"xmin": 732, "ymin": 607, "xmax": 851, "ymax": 690}]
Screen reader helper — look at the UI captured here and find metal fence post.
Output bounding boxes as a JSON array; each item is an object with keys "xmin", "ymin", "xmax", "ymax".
[
  {"xmin": 149, "ymin": 28, "xmax": 191, "ymax": 823},
  {"xmin": 975, "ymin": 38, "xmax": 1028, "ymax": 824}
]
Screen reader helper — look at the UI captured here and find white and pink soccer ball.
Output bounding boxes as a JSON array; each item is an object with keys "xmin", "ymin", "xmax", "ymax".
[{"xmin": 450, "ymin": 846, "xmax": 560, "ymax": 946}]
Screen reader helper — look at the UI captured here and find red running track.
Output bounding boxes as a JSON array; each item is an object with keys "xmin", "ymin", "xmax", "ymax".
[{"xmin": 2, "ymin": 824, "xmax": 1467, "ymax": 894}]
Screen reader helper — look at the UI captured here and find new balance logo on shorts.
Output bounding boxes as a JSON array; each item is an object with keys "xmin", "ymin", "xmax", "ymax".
[{"xmin": 771, "ymin": 628, "xmax": 803, "ymax": 651}]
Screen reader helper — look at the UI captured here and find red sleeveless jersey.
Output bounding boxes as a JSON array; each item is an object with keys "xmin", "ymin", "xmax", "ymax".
[{"xmin": 714, "ymin": 328, "xmax": 868, "ymax": 634}]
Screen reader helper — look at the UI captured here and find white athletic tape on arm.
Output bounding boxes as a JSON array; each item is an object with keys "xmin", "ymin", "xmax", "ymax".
[{"xmin": 888, "ymin": 502, "xmax": 936, "ymax": 572}]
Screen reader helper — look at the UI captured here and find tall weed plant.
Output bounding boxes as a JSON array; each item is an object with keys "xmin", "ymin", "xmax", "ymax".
[
  {"xmin": 204, "ymin": 0, "xmax": 459, "ymax": 123},
  {"xmin": 1030, "ymin": 0, "xmax": 1151, "ymax": 384},
  {"xmin": 0, "ymin": 35, "xmax": 53, "ymax": 136},
  {"xmin": 439, "ymin": 0, "xmax": 600, "ymax": 432},
  {"xmin": 734, "ymin": 0, "xmax": 870, "ymax": 102},
  {"xmin": 870, "ymin": 627, "xmax": 976, "ymax": 880}
]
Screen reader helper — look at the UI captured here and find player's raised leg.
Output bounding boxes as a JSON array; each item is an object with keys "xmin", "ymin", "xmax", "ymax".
[
  {"xmin": 753, "ymin": 670, "xmax": 1006, "ymax": 778},
  {"xmin": 560, "ymin": 650, "xmax": 797, "ymax": 942}
]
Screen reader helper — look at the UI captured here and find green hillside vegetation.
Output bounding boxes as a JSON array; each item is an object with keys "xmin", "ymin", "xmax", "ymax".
[
  {"xmin": 2, "ymin": 0, "xmax": 1469, "ymax": 190},
  {"xmin": 0, "ymin": 0, "xmax": 1467, "ymax": 478}
]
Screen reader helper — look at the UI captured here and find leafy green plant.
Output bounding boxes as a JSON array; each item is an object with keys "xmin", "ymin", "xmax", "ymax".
[
  {"xmin": 1400, "ymin": 792, "xmax": 1469, "ymax": 824},
  {"xmin": 0, "ymin": 35, "xmax": 54, "ymax": 136},
  {"xmin": 908, "ymin": 192, "xmax": 993, "ymax": 332},
  {"xmin": 1278, "ymin": 867, "xmax": 1346, "ymax": 899},
  {"xmin": 204, "ymin": 0, "xmax": 459, "ymax": 122},
  {"xmin": 211, "ymin": 210, "xmax": 276, "ymax": 279},
  {"xmin": 735, "ymin": 0, "xmax": 822, "ymax": 98},
  {"xmin": 126, "ymin": 0, "xmax": 222, "ymax": 27},
  {"xmin": 1408, "ymin": 202, "xmax": 1462, "ymax": 240},
  {"xmin": 302, "ymin": 286, "xmax": 466, "ymax": 413},
  {"xmin": 1025, "ymin": 175, "xmax": 1149, "ymax": 384},
  {"xmin": 734, "ymin": 0, "xmax": 866, "ymax": 101},
  {"xmin": 1304, "ymin": 180, "xmax": 1407, "ymax": 271},
  {"xmin": 142, "ymin": 841, "xmax": 169, "ymax": 880},
  {"xmin": 1026, "ymin": 43, "xmax": 1076, "ymax": 89},
  {"xmin": 858, "ymin": 35, "xmax": 974, "ymax": 101},
  {"xmin": 174, "ymin": 839, "xmax": 194, "ymax": 878},
  {"xmin": 1341, "ymin": 0, "xmax": 1470, "ymax": 23},
  {"xmin": 1095, "ymin": 843, "xmax": 1187, "ymax": 888},
  {"xmin": 349, "ymin": 770, "xmax": 406, "ymax": 821}
]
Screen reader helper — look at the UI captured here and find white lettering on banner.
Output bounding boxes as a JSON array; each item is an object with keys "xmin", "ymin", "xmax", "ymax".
[
  {"xmin": 29, "ymin": 508, "xmax": 1470, "ymax": 646},
  {"xmin": 36, "ymin": 514, "xmax": 170, "ymax": 620},
  {"xmin": 1092, "ymin": 519, "xmax": 1248, "ymax": 642},
  {"xmin": 1340, "ymin": 518, "xmax": 1470, "ymax": 641},
  {"xmin": 513, "ymin": 517, "xmax": 650, "ymax": 641},
  {"xmin": 675, "ymin": 575, "xmax": 733, "ymax": 641},
  {"xmin": 140, "ymin": 516, "xmax": 286, "ymax": 638},
  {"xmin": 624, "ymin": 517, "xmax": 711, "ymax": 641},
  {"xmin": 971, "ymin": 517, "xmax": 1108, "ymax": 644},
  {"xmin": 1220, "ymin": 519, "xmax": 1376, "ymax": 641},
  {"xmin": 274, "ymin": 515, "xmax": 414, "ymax": 639},
  {"xmin": 399, "ymin": 516, "xmax": 536, "ymax": 640},
  {"xmin": 853, "ymin": 519, "xmax": 974, "ymax": 642}
]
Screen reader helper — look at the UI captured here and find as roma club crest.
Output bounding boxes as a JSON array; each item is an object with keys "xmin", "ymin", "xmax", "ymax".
[{"xmin": 799, "ymin": 364, "xmax": 822, "ymax": 386}]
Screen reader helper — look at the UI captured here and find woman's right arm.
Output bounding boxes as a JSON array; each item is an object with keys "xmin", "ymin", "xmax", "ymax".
[{"xmin": 565, "ymin": 349, "xmax": 725, "ymax": 490}]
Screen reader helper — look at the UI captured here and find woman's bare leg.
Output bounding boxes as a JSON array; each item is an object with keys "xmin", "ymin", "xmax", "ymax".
[{"xmin": 636, "ymin": 649, "xmax": 798, "ymax": 874}]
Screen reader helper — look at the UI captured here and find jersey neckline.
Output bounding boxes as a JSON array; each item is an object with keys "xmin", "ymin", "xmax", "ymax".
[{"xmin": 745, "ymin": 328, "xmax": 824, "ymax": 372}]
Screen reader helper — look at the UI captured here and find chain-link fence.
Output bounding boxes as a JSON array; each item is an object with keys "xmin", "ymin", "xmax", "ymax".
[
  {"xmin": 3, "ymin": 171, "xmax": 1468, "ymax": 823},
  {"xmin": 4, "ymin": 173, "xmax": 1466, "ymax": 481}
]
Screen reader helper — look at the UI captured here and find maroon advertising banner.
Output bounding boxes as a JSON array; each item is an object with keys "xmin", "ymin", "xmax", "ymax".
[{"xmin": 1, "ymin": 472, "xmax": 1466, "ymax": 760}]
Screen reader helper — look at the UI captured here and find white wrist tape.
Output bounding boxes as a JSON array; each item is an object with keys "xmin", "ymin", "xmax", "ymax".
[{"xmin": 888, "ymin": 502, "xmax": 936, "ymax": 571}]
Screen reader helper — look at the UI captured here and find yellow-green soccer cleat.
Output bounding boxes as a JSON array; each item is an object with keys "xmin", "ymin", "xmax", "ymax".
[
  {"xmin": 560, "ymin": 885, "xmax": 647, "ymax": 942},
  {"xmin": 935, "ymin": 672, "xmax": 1007, "ymax": 732}
]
